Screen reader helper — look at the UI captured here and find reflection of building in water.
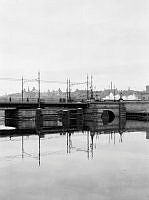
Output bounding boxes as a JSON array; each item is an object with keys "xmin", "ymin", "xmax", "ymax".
[
  {"xmin": 146, "ymin": 128, "xmax": 149, "ymax": 139},
  {"xmin": 66, "ymin": 132, "xmax": 73, "ymax": 153},
  {"xmin": 86, "ymin": 116, "xmax": 125, "ymax": 136},
  {"xmin": 38, "ymin": 134, "xmax": 41, "ymax": 166},
  {"xmin": 90, "ymin": 131, "xmax": 95, "ymax": 159},
  {"xmin": 66, "ymin": 131, "xmax": 95, "ymax": 160},
  {"xmin": 21, "ymin": 135, "xmax": 24, "ymax": 159}
]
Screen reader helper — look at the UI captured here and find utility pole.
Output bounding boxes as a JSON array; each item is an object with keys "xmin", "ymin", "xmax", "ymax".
[
  {"xmin": 68, "ymin": 79, "xmax": 71, "ymax": 102},
  {"xmin": 114, "ymin": 84, "xmax": 116, "ymax": 101},
  {"xmin": 90, "ymin": 74, "xmax": 93, "ymax": 99},
  {"xmin": 66, "ymin": 79, "xmax": 68, "ymax": 102},
  {"xmin": 21, "ymin": 76, "xmax": 24, "ymax": 103},
  {"xmin": 111, "ymin": 81, "xmax": 113, "ymax": 94},
  {"xmin": 87, "ymin": 74, "xmax": 89, "ymax": 100},
  {"xmin": 38, "ymin": 72, "xmax": 41, "ymax": 107}
]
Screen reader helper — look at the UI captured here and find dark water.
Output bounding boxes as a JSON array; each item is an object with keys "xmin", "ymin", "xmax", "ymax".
[{"xmin": 1, "ymin": 122, "xmax": 149, "ymax": 200}]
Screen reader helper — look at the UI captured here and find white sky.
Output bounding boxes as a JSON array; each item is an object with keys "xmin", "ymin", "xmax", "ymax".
[{"xmin": 0, "ymin": 0, "xmax": 149, "ymax": 94}]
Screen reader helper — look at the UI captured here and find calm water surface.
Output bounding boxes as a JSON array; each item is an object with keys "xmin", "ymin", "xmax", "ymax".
[{"xmin": 1, "ymin": 129, "xmax": 149, "ymax": 200}]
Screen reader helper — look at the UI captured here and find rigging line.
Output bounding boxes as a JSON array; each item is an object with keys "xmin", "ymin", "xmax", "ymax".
[
  {"xmin": 0, "ymin": 78, "xmax": 37, "ymax": 82},
  {"xmin": 0, "ymin": 78, "xmax": 21, "ymax": 81},
  {"xmin": 70, "ymin": 82, "xmax": 87, "ymax": 86},
  {"xmin": 41, "ymin": 80, "xmax": 87, "ymax": 85},
  {"xmin": 23, "ymin": 79, "xmax": 37, "ymax": 83},
  {"xmin": 0, "ymin": 78, "xmax": 88, "ymax": 85},
  {"xmin": 40, "ymin": 80, "xmax": 66, "ymax": 84},
  {"xmin": 0, "ymin": 78, "xmax": 66, "ymax": 84}
]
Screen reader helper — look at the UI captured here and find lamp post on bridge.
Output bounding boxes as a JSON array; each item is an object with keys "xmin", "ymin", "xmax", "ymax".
[
  {"xmin": 66, "ymin": 78, "xmax": 71, "ymax": 102},
  {"xmin": 90, "ymin": 74, "xmax": 94, "ymax": 99},
  {"xmin": 21, "ymin": 73, "xmax": 41, "ymax": 105}
]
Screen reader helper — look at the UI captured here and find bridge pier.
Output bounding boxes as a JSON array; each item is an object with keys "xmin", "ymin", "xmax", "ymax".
[
  {"xmin": 4, "ymin": 107, "xmax": 84, "ymax": 131},
  {"xmin": 84, "ymin": 101, "xmax": 126, "ymax": 132},
  {"xmin": 5, "ymin": 109, "xmax": 18, "ymax": 127},
  {"xmin": 119, "ymin": 101, "xmax": 126, "ymax": 129}
]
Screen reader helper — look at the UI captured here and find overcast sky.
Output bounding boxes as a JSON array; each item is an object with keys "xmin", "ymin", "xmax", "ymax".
[{"xmin": 0, "ymin": 0, "xmax": 149, "ymax": 94}]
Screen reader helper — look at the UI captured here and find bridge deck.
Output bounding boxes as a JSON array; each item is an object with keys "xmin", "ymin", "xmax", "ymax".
[
  {"xmin": 0, "ymin": 100, "xmax": 148, "ymax": 110},
  {"xmin": 0, "ymin": 102, "xmax": 88, "ymax": 109}
]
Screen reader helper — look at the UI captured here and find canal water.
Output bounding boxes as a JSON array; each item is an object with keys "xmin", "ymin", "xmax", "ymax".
[{"xmin": 1, "ymin": 118, "xmax": 149, "ymax": 199}]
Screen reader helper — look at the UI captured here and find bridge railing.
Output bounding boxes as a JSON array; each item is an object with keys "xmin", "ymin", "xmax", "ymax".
[
  {"xmin": 0, "ymin": 97, "xmax": 60, "ymax": 103},
  {"xmin": 0, "ymin": 97, "xmax": 89, "ymax": 104}
]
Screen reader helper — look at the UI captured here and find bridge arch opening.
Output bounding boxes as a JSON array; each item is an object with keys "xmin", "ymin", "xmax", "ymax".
[{"xmin": 101, "ymin": 110, "xmax": 115, "ymax": 125}]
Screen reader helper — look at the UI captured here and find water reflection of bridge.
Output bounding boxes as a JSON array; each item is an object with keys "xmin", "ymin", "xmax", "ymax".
[
  {"xmin": 1, "ymin": 119, "xmax": 149, "ymax": 138},
  {"xmin": 1, "ymin": 120, "xmax": 149, "ymax": 166},
  {"xmin": 1, "ymin": 113, "xmax": 149, "ymax": 137}
]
